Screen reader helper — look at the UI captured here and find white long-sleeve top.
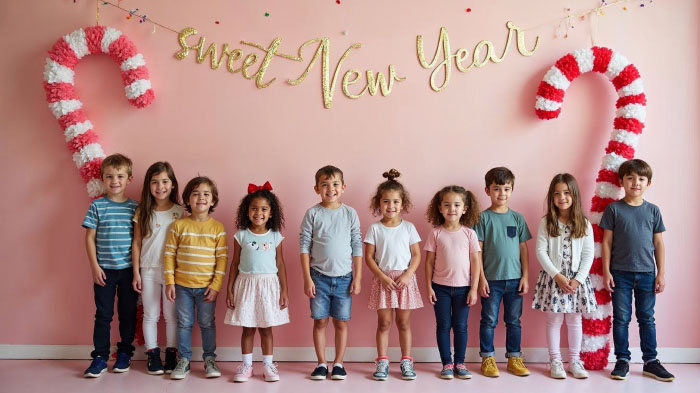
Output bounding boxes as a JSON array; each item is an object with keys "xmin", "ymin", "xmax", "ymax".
[{"xmin": 535, "ymin": 217, "xmax": 594, "ymax": 284}]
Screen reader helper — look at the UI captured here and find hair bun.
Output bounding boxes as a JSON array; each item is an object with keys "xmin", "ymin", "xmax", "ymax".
[{"xmin": 382, "ymin": 168, "xmax": 401, "ymax": 181}]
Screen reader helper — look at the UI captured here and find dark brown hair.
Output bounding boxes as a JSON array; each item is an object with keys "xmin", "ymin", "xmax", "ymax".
[
  {"xmin": 315, "ymin": 165, "xmax": 344, "ymax": 185},
  {"xmin": 136, "ymin": 162, "xmax": 179, "ymax": 238},
  {"xmin": 545, "ymin": 173, "xmax": 588, "ymax": 238},
  {"xmin": 618, "ymin": 159, "xmax": 653, "ymax": 181},
  {"xmin": 182, "ymin": 176, "xmax": 219, "ymax": 213},
  {"xmin": 369, "ymin": 169, "xmax": 412, "ymax": 216},
  {"xmin": 426, "ymin": 185, "xmax": 480, "ymax": 227},
  {"xmin": 236, "ymin": 189, "xmax": 285, "ymax": 231},
  {"xmin": 101, "ymin": 153, "xmax": 133, "ymax": 177},
  {"xmin": 485, "ymin": 166, "xmax": 515, "ymax": 188}
]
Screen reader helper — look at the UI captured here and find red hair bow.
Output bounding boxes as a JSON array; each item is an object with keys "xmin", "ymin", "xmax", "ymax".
[{"xmin": 248, "ymin": 181, "xmax": 273, "ymax": 194}]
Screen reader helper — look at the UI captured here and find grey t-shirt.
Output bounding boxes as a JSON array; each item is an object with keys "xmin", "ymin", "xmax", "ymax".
[
  {"xmin": 299, "ymin": 203, "xmax": 363, "ymax": 277},
  {"xmin": 599, "ymin": 200, "xmax": 665, "ymax": 272},
  {"xmin": 474, "ymin": 209, "xmax": 532, "ymax": 281}
]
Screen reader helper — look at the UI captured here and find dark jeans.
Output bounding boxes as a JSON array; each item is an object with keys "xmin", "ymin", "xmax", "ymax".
[
  {"xmin": 611, "ymin": 270, "xmax": 657, "ymax": 362},
  {"xmin": 432, "ymin": 282, "xmax": 470, "ymax": 365},
  {"xmin": 479, "ymin": 278, "xmax": 522, "ymax": 358},
  {"xmin": 92, "ymin": 268, "xmax": 138, "ymax": 359}
]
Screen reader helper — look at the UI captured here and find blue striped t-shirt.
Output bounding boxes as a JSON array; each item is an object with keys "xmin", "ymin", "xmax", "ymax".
[{"xmin": 82, "ymin": 197, "xmax": 138, "ymax": 270}]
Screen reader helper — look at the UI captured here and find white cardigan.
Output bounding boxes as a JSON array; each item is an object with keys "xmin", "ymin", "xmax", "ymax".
[{"xmin": 535, "ymin": 217, "xmax": 594, "ymax": 284}]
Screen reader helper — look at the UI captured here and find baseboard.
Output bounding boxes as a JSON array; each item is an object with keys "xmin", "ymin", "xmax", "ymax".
[{"xmin": 1, "ymin": 345, "xmax": 698, "ymax": 363}]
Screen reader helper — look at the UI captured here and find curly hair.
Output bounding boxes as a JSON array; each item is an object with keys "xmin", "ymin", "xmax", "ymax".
[
  {"xmin": 426, "ymin": 185, "xmax": 480, "ymax": 227},
  {"xmin": 235, "ymin": 189, "xmax": 285, "ymax": 231},
  {"xmin": 369, "ymin": 168, "xmax": 412, "ymax": 216}
]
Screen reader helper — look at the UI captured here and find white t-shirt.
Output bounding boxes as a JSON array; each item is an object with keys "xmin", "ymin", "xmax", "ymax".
[
  {"xmin": 364, "ymin": 220, "xmax": 421, "ymax": 271},
  {"xmin": 134, "ymin": 204, "xmax": 185, "ymax": 268}
]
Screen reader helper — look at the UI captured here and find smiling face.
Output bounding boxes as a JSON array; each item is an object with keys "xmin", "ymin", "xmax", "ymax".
[
  {"xmin": 102, "ymin": 165, "xmax": 132, "ymax": 199},
  {"xmin": 379, "ymin": 190, "xmax": 403, "ymax": 221},
  {"xmin": 485, "ymin": 181, "xmax": 512, "ymax": 210},
  {"xmin": 149, "ymin": 171, "xmax": 173, "ymax": 203},
  {"xmin": 248, "ymin": 197, "xmax": 271, "ymax": 230},
  {"xmin": 314, "ymin": 173, "xmax": 345, "ymax": 207},
  {"xmin": 188, "ymin": 183, "xmax": 214, "ymax": 215},
  {"xmin": 552, "ymin": 182, "xmax": 573, "ymax": 213},
  {"xmin": 621, "ymin": 171, "xmax": 650, "ymax": 200},
  {"xmin": 439, "ymin": 192, "xmax": 466, "ymax": 224}
]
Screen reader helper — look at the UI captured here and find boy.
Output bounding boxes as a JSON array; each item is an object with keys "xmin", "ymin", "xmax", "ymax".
[
  {"xmin": 300, "ymin": 165, "xmax": 363, "ymax": 380},
  {"xmin": 474, "ymin": 167, "xmax": 531, "ymax": 378},
  {"xmin": 164, "ymin": 177, "xmax": 227, "ymax": 380},
  {"xmin": 82, "ymin": 153, "xmax": 139, "ymax": 378},
  {"xmin": 601, "ymin": 159, "xmax": 674, "ymax": 382}
]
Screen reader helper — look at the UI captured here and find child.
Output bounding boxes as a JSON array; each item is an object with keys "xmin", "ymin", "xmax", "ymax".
[
  {"xmin": 474, "ymin": 167, "xmax": 531, "ymax": 377},
  {"xmin": 131, "ymin": 162, "xmax": 185, "ymax": 375},
  {"xmin": 225, "ymin": 182, "xmax": 290, "ymax": 382},
  {"xmin": 164, "ymin": 176, "xmax": 227, "ymax": 380},
  {"xmin": 424, "ymin": 185, "xmax": 481, "ymax": 379},
  {"xmin": 601, "ymin": 159, "xmax": 674, "ymax": 382},
  {"xmin": 364, "ymin": 169, "xmax": 423, "ymax": 381},
  {"xmin": 82, "ymin": 153, "xmax": 139, "ymax": 378},
  {"xmin": 532, "ymin": 173, "xmax": 596, "ymax": 379},
  {"xmin": 300, "ymin": 165, "xmax": 363, "ymax": 380}
]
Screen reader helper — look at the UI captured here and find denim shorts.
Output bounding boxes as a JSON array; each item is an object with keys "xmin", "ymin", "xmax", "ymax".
[{"xmin": 309, "ymin": 269, "xmax": 353, "ymax": 321}]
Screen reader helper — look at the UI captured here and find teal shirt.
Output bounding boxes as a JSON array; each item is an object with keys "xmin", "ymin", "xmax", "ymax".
[{"xmin": 474, "ymin": 209, "xmax": 531, "ymax": 280}]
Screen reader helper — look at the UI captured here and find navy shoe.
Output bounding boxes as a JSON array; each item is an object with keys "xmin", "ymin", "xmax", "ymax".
[
  {"xmin": 643, "ymin": 360, "xmax": 675, "ymax": 382},
  {"xmin": 113, "ymin": 352, "xmax": 132, "ymax": 373},
  {"xmin": 84, "ymin": 356, "xmax": 108, "ymax": 378},
  {"xmin": 331, "ymin": 365, "xmax": 347, "ymax": 380},
  {"xmin": 164, "ymin": 347, "xmax": 178, "ymax": 374},
  {"xmin": 146, "ymin": 348, "xmax": 164, "ymax": 375},
  {"xmin": 610, "ymin": 360, "xmax": 629, "ymax": 380},
  {"xmin": 310, "ymin": 365, "xmax": 328, "ymax": 380}
]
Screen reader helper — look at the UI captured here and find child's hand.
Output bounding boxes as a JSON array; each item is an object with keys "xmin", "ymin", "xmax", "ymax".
[
  {"xmin": 132, "ymin": 271, "xmax": 142, "ymax": 294},
  {"xmin": 394, "ymin": 273, "xmax": 411, "ymax": 289},
  {"xmin": 380, "ymin": 274, "xmax": 397, "ymax": 290},
  {"xmin": 279, "ymin": 292, "xmax": 289, "ymax": 309},
  {"xmin": 165, "ymin": 284, "xmax": 176, "ymax": 302},
  {"xmin": 92, "ymin": 266, "xmax": 106, "ymax": 286},
  {"xmin": 518, "ymin": 276, "xmax": 529, "ymax": 294},
  {"xmin": 350, "ymin": 280, "xmax": 361, "ymax": 295},
  {"xmin": 479, "ymin": 280, "xmax": 490, "ymax": 298},
  {"xmin": 304, "ymin": 279, "xmax": 316, "ymax": 298},
  {"xmin": 226, "ymin": 290, "xmax": 235, "ymax": 309},
  {"xmin": 554, "ymin": 274, "xmax": 573, "ymax": 293},
  {"xmin": 467, "ymin": 288, "xmax": 478, "ymax": 306},
  {"xmin": 427, "ymin": 287, "xmax": 437, "ymax": 305},
  {"xmin": 568, "ymin": 278, "xmax": 580, "ymax": 293},
  {"xmin": 603, "ymin": 272, "xmax": 615, "ymax": 292},
  {"xmin": 655, "ymin": 274, "xmax": 665, "ymax": 293},
  {"xmin": 204, "ymin": 287, "xmax": 218, "ymax": 302}
]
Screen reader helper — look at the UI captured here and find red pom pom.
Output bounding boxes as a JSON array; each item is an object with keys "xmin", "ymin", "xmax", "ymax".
[
  {"xmin": 79, "ymin": 158, "xmax": 103, "ymax": 182},
  {"xmin": 616, "ymin": 93, "xmax": 646, "ymax": 108},
  {"xmin": 68, "ymin": 130, "xmax": 99, "ymax": 153},
  {"xmin": 614, "ymin": 117, "xmax": 645, "ymax": 134},
  {"xmin": 591, "ymin": 47, "xmax": 613, "ymax": 73},
  {"xmin": 583, "ymin": 316, "xmax": 611, "ymax": 335},
  {"xmin": 606, "ymin": 140, "xmax": 636, "ymax": 159},
  {"xmin": 590, "ymin": 257, "xmax": 603, "ymax": 275},
  {"xmin": 129, "ymin": 89, "xmax": 155, "ymax": 108},
  {"xmin": 84, "ymin": 26, "xmax": 106, "ymax": 54},
  {"xmin": 555, "ymin": 54, "xmax": 581, "ymax": 81},
  {"xmin": 596, "ymin": 169, "xmax": 620, "ymax": 186},
  {"xmin": 594, "ymin": 289, "xmax": 612, "ymax": 304},
  {"xmin": 57, "ymin": 109, "xmax": 88, "ymax": 130},
  {"xmin": 537, "ymin": 81, "xmax": 565, "ymax": 102},
  {"xmin": 48, "ymin": 38, "xmax": 79, "ymax": 69},
  {"xmin": 591, "ymin": 196, "xmax": 615, "ymax": 213},
  {"xmin": 121, "ymin": 66, "xmax": 150, "ymax": 85},
  {"xmin": 108, "ymin": 35, "xmax": 138, "ymax": 64},
  {"xmin": 613, "ymin": 64, "xmax": 640, "ymax": 90},
  {"xmin": 44, "ymin": 82, "xmax": 78, "ymax": 103},
  {"xmin": 581, "ymin": 344, "xmax": 610, "ymax": 370},
  {"xmin": 536, "ymin": 108, "xmax": 561, "ymax": 120}
]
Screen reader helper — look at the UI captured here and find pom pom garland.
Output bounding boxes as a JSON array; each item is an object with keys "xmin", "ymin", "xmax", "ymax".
[{"xmin": 43, "ymin": 27, "xmax": 155, "ymax": 197}]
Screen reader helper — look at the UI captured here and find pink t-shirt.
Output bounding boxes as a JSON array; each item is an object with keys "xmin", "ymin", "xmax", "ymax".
[{"xmin": 424, "ymin": 226, "xmax": 481, "ymax": 287}]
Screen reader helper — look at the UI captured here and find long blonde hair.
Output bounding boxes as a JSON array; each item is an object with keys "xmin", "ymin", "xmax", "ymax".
[{"xmin": 545, "ymin": 173, "xmax": 587, "ymax": 238}]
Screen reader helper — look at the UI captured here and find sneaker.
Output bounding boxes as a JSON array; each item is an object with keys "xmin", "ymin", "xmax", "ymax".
[
  {"xmin": 549, "ymin": 359, "xmax": 566, "ymax": 379},
  {"xmin": 643, "ymin": 360, "xmax": 675, "ymax": 382},
  {"xmin": 204, "ymin": 356, "xmax": 221, "ymax": 378},
  {"xmin": 481, "ymin": 357, "xmax": 500, "ymax": 378},
  {"xmin": 146, "ymin": 348, "xmax": 164, "ymax": 375},
  {"xmin": 610, "ymin": 360, "xmax": 629, "ymax": 380},
  {"xmin": 331, "ymin": 365, "xmax": 347, "ymax": 380},
  {"xmin": 568, "ymin": 359, "xmax": 589, "ymax": 379},
  {"xmin": 400, "ymin": 359, "xmax": 417, "ymax": 380},
  {"xmin": 310, "ymin": 365, "xmax": 328, "ymax": 380},
  {"xmin": 373, "ymin": 358, "xmax": 389, "ymax": 381},
  {"xmin": 455, "ymin": 363, "xmax": 472, "ymax": 379},
  {"xmin": 164, "ymin": 347, "xmax": 178, "ymax": 374},
  {"xmin": 440, "ymin": 363, "xmax": 454, "ymax": 379},
  {"xmin": 113, "ymin": 352, "xmax": 131, "ymax": 373},
  {"xmin": 234, "ymin": 364, "xmax": 254, "ymax": 382},
  {"xmin": 170, "ymin": 358, "xmax": 190, "ymax": 380},
  {"xmin": 84, "ymin": 356, "xmax": 108, "ymax": 378},
  {"xmin": 507, "ymin": 356, "xmax": 530, "ymax": 376},
  {"xmin": 263, "ymin": 362, "xmax": 280, "ymax": 382}
]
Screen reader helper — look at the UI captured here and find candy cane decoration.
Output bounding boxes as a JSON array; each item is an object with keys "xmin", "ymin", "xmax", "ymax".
[
  {"xmin": 535, "ymin": 47, "xmax": 646, "ymax": 370},
  {"xmin": 43, "ymin": 26, "xmax": 155, "ymax": 198}
]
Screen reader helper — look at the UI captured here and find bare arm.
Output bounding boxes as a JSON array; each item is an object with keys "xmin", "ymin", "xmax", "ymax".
[
  {"xmin": 276, "ymin": 241, "xmax": 289, "ymax": 308},
  {"xmin": 396, "ymin": 242, "xmax": 421, "ymax": 289},
  {"xmin": 602, "ymin": 229, "xmax": 614, "ymax": 292},
  {"xmin": 424, "ymin": 251, "xmax": 436, "ymax": 304},
  {"xmin": 350, "ymin": 255, "xmax": 363, "ymax": 295},
  {"xmin": 131, "ymin": 224, "xmax": 143, "ymax": 293},
  {"xmin": 85, "ymin": 228, "xmax": 105, "ymax": 286},
  {"xmin": 467, "ymin": 251, "xmax": 481, "ymax": 306},
  {"xmin": 478, "ymin": 241, "xmax": 490, "ymax": 297},
  {"xmin": 301, "ymin": 253, "xmax": 315, "ymax": 298},
  {"xmin": 365, "ymin": 243, "xmax": 395, "ymax": 290},
  {"xmin": 226, "ymin": 241, "xmax": 242, "ymax": 308},
  {"xmin": 653, "ymin": 232, "xmax": 666, "ymax": 293},
  {"xmin": 518, "ymin": 241, "xmax": 529, "ymax": 294}
]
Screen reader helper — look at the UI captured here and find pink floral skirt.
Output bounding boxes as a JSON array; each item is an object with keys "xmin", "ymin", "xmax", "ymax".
[
  {"xmin": 224, "ymin": 273, "xmax": 289, "ymax": 328},
  {"xmin": 368, "ymin": 270, "xmax": 423, "ymax": 310}
]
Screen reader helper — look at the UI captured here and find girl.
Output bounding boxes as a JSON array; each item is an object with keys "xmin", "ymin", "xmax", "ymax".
[
  {"xmin": 424, "ymin": 185, "xmax": 481, "ymax": 379},
  {"xmin": 225, "ymin": 182, "xmax": 289, "ymax": 382},
  {"xmin": 132, "ymin": 162, "xmax": 184, "ymax": 375},
  {"xmin": 364, "ymin": 169, "xmax": 423, "ymax": 381},
  {"xmin": 532, "ymin": 173, "xmax": 596, "ymax": 379}
]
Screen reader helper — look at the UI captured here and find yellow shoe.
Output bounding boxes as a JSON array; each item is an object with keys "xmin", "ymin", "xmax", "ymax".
[
  {"xmin": 481, "ymin": 356, "xmax": 500, "ymax": 378},
  {"xmin": 507, "ymin": 356, "xmax": 530, "ymax": 376}
]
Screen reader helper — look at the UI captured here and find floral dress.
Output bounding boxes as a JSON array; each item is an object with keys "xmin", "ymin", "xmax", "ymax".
[{"xmin": 532, "ymin": 225, "xmax": 597, "ymax": 313}]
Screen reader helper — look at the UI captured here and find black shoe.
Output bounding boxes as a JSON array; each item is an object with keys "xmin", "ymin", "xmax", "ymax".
[
  {"xmin": 310, "ymin": 365, "xmax": 328, "ymax": 380},
  {"xmin": 610, "ymin": 360, "xmax": 629, "ymax": 380},
  {"xmin": 164, "ymin": 347, "xmax": 178, "ymax": 374},
  {"xmin": 331, "ymin": 365, "xmax": 347, "ymax": 380},
  {"xmin": 146, "ymin": 348, "xmax": 164, "ymax": 375},
  {"xmin": 643, "ymin": 360, "xmax": 675, "ymax": 382}
]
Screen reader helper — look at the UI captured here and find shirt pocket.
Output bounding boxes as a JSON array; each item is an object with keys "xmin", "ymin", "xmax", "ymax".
[{"xmin": 507, "ymin": 226, "xmax": 517, "ymax": 238}]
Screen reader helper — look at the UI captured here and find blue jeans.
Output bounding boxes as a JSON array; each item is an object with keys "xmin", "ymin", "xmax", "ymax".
[
  {"xmin": 432, "ymin": 283, "xmax": 470, "ymax": 365},
  {"xmin": 175, "ymin": 285, "xmax": 216, "ymax": 360},
  {"xmin": 309, "ymin": 269, "xmax": 353, "ymax": 321},
  {"xmin": 611, "ymin": 270, "xmax": 657, "ymax": 362},
  {"xmin": 479, "ymin": 279, "xmax": 523, "ymax": 358},
  {"xmin": 92, "ymin": 268, "xmax": 138, "ymax": 359}
]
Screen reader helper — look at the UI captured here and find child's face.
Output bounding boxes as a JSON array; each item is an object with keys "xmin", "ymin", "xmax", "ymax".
[
  {"xmin": 102, "ymin": 165, "xmax": 132, "ymax": 197},
  {"xmin": 188, "ymin": 184, "xmax": 214, "ymax": 215},
  {"xmin": 314, "ymin": 174, "xmax": 345, "ymax": 205},
  {"xmin": 485, "ymin": 181, "xmax": 512, "ymax": 208},
  {"xmin": 149, "ymin": 171, "xmax": 173, "ymax": 202},
  {"xmin": 621, "ymin": 171, "xmax": 650, "ymax": 199},
  {"xmin": 439, "ymin": 192, "xmax": 466, "ymax": 224},
  {"xmin": 248, "ymin": 197, "xmax": 271, "ymax": 229},
  {"xmin": 552, "ymin": 182, "xmax": 572, "ymax": 212},
  {"xmin": 379, "ymin": 190, "xmax": 403, "ymax": 220}
]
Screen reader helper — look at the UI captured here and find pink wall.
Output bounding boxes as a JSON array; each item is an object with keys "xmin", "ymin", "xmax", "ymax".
[{"xmin": 1, "ymin": 0, "xmax": 698, "ymax": 350}]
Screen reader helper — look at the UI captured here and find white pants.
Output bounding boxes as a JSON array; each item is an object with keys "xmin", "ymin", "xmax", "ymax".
[
  {"xmin": 141, "ymin": 267, "xmax": 177, "ymax": 350},
  {"xmin": 546, "ymin": 312, "xmax": 582, "ymax": 362}
]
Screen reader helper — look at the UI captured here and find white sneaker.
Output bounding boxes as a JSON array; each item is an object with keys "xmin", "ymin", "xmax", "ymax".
[
  {"xmin": 568, "ymin": 359, "xmax": 589, "ymax": 379},
  {"xmin": 264, "ymin": 362, "xmax": 280, "ymax": 382},
  {"xmin": 550, "ymin": 359, "xmax": 566, "ymax": 379}
]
